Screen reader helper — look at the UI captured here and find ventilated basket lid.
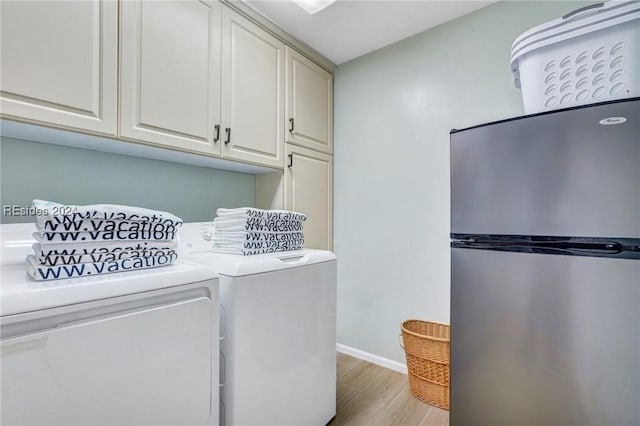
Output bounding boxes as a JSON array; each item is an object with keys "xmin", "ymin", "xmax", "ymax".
[{"xmin": 510, "ymin": 1, "xmax": 640, "ymax": 88}]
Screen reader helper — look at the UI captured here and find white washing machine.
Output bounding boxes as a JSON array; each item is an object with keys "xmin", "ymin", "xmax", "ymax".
[
  {"xmin": 0, "ymin": 223, "xmax": 220, "ymax": 426},
  {"xmin": 179, "ymin": 222, "xmax": 337, "ymax": 426}
]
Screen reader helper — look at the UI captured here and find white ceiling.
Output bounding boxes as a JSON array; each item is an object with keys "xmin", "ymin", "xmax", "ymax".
[{"xmin": 243, "ymin": 0, "xmax": 496, "ymax": 65}]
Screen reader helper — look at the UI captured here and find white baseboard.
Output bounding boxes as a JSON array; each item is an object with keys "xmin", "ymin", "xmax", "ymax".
[{"xmin": 336, "ymin": 343, "xmax": 407, "ymax": 374}]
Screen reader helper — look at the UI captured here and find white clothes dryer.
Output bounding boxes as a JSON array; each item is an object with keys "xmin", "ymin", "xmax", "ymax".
[
  {"xmin": 1, "ymin": 223, "xmax": 220, "ymax": 426},
  {"xmin": 179, "ymin": 222, "xmax": 337, "ymax": 426}
]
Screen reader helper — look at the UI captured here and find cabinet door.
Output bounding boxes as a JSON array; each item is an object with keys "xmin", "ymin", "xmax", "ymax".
[
  {"xmin": 285, "ymin": 145, "xmax": 332, "ymax": 250},
  {"xmin": 120, "ymin": 0, "xmax": 222, "ymax": 155},
  {"xmin": 221, "ymin": 8, "xmax": 284, "ymax": 169},
  {"xmin": 286, "ymin": 47, "xmax": 333, "ymax": 154},
  {"xmin": 0, "ymin": 0, "xmax": 117, "ymax": 135}
]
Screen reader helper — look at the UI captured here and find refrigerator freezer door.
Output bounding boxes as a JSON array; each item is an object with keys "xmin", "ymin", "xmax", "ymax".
[
  {"xmin": 451, "ymin": 99, "xmax": 640, "ymax": 238},
  {"xmin": 451, "ymin": 248, "xmax": 640, "ymax": 426}
]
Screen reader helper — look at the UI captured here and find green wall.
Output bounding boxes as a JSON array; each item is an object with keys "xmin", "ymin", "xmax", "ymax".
[
  {"xmin": 333, "ymin": 1, "xmax": 592, "ymax": 364},
  {"xmin": 1, "ymin": 137, "xmax": 255, "ymax": 223}
]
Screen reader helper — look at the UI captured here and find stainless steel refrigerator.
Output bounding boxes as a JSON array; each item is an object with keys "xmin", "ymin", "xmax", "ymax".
[{"xmin": 450, "ymin": 98, "xmax": 640, "ymax": 425}]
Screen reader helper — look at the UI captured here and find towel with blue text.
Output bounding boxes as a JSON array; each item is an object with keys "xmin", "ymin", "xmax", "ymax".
[
  {"xmin": 212, "ymin": 207, "xmax": 306, "ymax": 255},
  {"xmin": 27, "ymin": 253, "xmax": 178, "ymax": 281},
  {"xmin": 33, "ymin": 199, "xmax": 183, "ymax": 229},
  {"xmin": 27, "ymin": 200, "xmax": 182, "ymax": 281},
  {"xmin": 33, "ymin": 240, "xmax": 178, "ymax": 266}
]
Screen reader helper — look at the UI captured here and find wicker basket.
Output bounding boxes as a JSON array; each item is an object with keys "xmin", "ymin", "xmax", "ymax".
[
  {"xmin": 405, "ymin": 353, "xmax": 449, "ymax": 385},
  {"xmin": 407, "ymin": 372, "xmax": 450, "ymax": 410},
  {"xmin": 400, "ymin": 319, "xmax": 450, "ymax": 410}
]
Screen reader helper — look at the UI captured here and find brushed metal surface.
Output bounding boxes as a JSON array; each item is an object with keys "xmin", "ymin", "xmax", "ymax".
[
  {"xmin": 451, "ymin": 99, "xmax": 640, "ymax": 238},
  {"xmin": 450, "ymin": 248, "xmax": 640, "ymax": 426}
]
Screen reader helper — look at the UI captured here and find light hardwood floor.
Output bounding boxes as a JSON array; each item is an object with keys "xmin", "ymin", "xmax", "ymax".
[{"xmin": 329, "ymin": 353, "xmax": 450, "ymax": 426}]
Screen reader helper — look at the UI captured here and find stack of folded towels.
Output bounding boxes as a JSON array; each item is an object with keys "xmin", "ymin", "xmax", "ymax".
[
  {"xmin": 212, "ymin": 207, "xmax": 306, "ymax": 255},
  {"xmin": 27, "ymin": 199, "xmax": 182, "ymax": 281}
]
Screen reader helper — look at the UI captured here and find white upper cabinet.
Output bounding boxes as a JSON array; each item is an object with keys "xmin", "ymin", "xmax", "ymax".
[
  {"xmin": 0, "ymin": 0, "xmax": 117, "ymax": 135},
  {"xmin": 285, "ymin": 47, "xmax": 333, "ymax": 154},
  {"xmin": 1, "ymin": 0, "xmax": 330, "ymax": 173},
  {"xmin": 285, "ymin": 144, "xmax": 333, "ymax": 250},
  {"xmin": 221, "ymin": 8, "xmax": 284, "ymax": 169},
  {"xmin": 120, "ymin": 0, "xmax": 222, "ymax": 155}
]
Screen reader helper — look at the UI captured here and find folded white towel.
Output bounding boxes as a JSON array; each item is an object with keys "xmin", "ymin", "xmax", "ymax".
[
  {"xmin": 214, "ymin": 226, "xmax": 301, "ymax": 232},
  {"xmin": 213, "ymin": 239, "xmax": 303, "ymax": 247},
  {"xmin": 33, "ymin": 240, "xmax": 177, "ymax": 259},
  {"xmin": 37, "ymin": 247, "xmax": 177, "ymax": 267},
  {"xmin": 32, "ymin": 199, "xmax": 183, "ymax": 229},
  {"xmin": 213, "ymin": 217, "xmax": 304, "ymax": 232},
  {"xmin": 212, "ymin": 238, "xmax": 303, "ymax": 251},
  {"xmin": 216, "ymin": 207, "xmax": 306, "ymax": 222},
  {"xmin": 211, "ymin": 244, "xmax": 303, "ymax": 256},
  {"xmin": 27, "ymin": 252, "xmax": 178, "ymax": 281},
  {"xmin": 34, "ymin": 229, "xmax": 178, "ymax": 244},
  {"xmin": 36, "ymin": 217, "xmax": 180, "ymax": 234},
  {"xmin": 212, "ymin": 208, "xmax": 306, "ymax": 255},
  {"xmin": 212, "ymin": 232, "xmax": 304, "ymax": 241}
]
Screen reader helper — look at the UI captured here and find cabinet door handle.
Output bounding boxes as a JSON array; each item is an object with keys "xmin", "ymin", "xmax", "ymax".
[
  {"xmin": 287, "ymin": 153, "xmax": 293, "ymax": 168},
  {"xmin": 224, "ymin": 128, "xmax": 231, "ymax": 145},
  {"xmin": 289, "ymin": 118, "xmax": 294, "ymax": 133},
  {"xmin": 214, "ymin": 124, "xmax": 220, "ymax": 143}
]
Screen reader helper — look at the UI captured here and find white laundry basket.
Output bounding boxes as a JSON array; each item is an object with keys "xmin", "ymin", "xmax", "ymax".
[{"xmin": 511, "ymin": 1, "xmax": 640, "ymax": 114}]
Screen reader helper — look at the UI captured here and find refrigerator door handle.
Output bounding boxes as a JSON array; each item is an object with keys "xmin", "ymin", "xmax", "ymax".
[
  {"xmin": 460, "ymin": 240, "xmax": 623, "ymax": 250},
  {"xmin": 528, "ymin": 240, "xmax": 623, "ymax": 253},
  {"xmin": 534, "ymin": 241, "xmax": 624, "ymax": 254},
  {"xmin": 453, "ymin": 241, "xmax": 634, "ymax": 257}
]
